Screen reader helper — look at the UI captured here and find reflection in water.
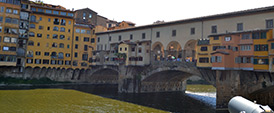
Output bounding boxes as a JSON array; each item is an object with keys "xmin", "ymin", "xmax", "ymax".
[{"xmin": 0, "ymin": 84, "xmax": 215, "ymax": 113}]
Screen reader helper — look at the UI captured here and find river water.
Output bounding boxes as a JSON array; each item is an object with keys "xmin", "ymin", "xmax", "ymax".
[{"xmin": 0, "ymin": 84, "xmax": 216, "ymax": 113}]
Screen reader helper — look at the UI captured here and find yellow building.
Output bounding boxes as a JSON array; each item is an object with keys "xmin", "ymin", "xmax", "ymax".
[
  {"xmin": 196, "ymin": 39, "xmax": 212, "ymax": 68},
  {"xmin": 72, "ymin": 24, "xmax": 96, "ymax": 69},
  {"xmin": 253, "ymin": 29, "xmax": 272, "ymax": 70},
  {"xmin": 26, "ymin": 2, "xmax": 74, "ymax": 69},
  {"xmin": 0, "ymin": 1, "xmax": 21, "ymax": 66}
]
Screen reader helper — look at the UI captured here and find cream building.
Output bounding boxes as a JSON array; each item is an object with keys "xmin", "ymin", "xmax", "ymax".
[{"xmin": 95, "ymin": 5, "xmax": 274, "ymax": 65}]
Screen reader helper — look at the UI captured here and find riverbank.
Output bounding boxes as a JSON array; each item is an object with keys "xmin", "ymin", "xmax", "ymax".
[{"xmin": 0, "ymin": 76, "xmax": 70, "ymax": 85}]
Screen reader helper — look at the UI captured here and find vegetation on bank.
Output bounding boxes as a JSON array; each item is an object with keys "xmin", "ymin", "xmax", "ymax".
[
  {"xmin": 0, "ymin": 76, "xmax": 70, "ymax": 85},
  {"xmin": 186, "ymin": 85, "xmax": 216, "ymax": 92}
]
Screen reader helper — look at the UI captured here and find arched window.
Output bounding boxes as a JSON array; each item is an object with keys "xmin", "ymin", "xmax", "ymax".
[
  {"xmin": 53, "ymin": 26, "xmax": 58, "ymax": 31},
  {"xmin": 52, "ymin": 43, "xmax": 57, "ymax": 48},
  {"xmin": 28, "ymin": 41, "xmax": 34, "ymax": 46},
  {"xmin": 60, "ymin": 27, "xmax": 65, "ymax": 32},
  {"xmin": 29, "ymin": 32, "xmax": 35, "ymax": 37},
  {"xmin": 58, "ymin": 52, "xmax": 64, "ymax": 59},
  {"xmin": 30, "ymin": 15, "xmax": 36, "ymax": 22},
  {"xmin": 59, "ymin": 43, "xmax": 64, "ymax": 48},
  {"xmin": 27, "ymin": 50, "xmax": 33, "ymax": 57},
  {"xmin": 51, "ymin": 52, "xmax": 57, "ymax": 58}
]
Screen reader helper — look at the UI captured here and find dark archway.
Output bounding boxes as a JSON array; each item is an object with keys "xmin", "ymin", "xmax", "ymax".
[
  {"xmin": 183, "ymin": 39, "xmax": 197, "ymax": 62},
  {"xmin": 152, "ymin": 42, "xmax": 165, "ymax": 61},
  {"xmin": 166, "ymin": 41, "xmax": 182, "ymax": 60},
  {"xmin": 89, "ymin": 68, "xmax": 119, "ymax": 84}
]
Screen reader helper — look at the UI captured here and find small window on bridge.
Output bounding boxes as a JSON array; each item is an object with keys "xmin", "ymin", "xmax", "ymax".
[
  {"xmin": 199, "ymin": 57, "xmax": 209, "ymax": 63},
  {"xmin": 200, "ymin": 47, "xmax": 208, "ymax": 51}
]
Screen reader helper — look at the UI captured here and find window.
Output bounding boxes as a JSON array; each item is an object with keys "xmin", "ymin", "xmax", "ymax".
[
  {"xmin": 61, "ymin": 19, "xmax": 66, "ymax": 25},
  {"xmin": 67, "ymin": 44, "xmax": 70, "ymax": 49},
  {"xmin": 60, "ymin": 27, "xmax": 65, "ymax": 32},
  {"xmin": 35, "ymin": 51, "xmax": 41, "ymax": 55},
  {"xmin": 37, "ymin": 8, "xmax": 43, "ymax": 12},
  {"xmin": 271, "ymin": 43, "xmax": 274, "ymax": 49},
  {"xmin": 68, "ymin": 21, "xmax": 71, "ymax": 25},
  {"xmin": 11, "ymin": 18, "xmax": 18, "ymax": 24},
  {"xmin": 142, "ymin": 33, "xmax": 146, "ymax": 39},
  {"xmin": 254, "ymin": 44, "xmax": 268, "ymax": 51},
  {"xmin": 261, "ymin": 32, "xmax": 266, "ymax": 39},
  {"xmin": 217, "ymin": 56, "xmax": 222, "ymax": 62},
  {"xmin": 172, "ymin": 30, "xmax": 176, "ymax": 37},
  {"xmin": 109, "ymin": 36, "xmax": 111, "ymax": 41},
  {"xmin": 58, "ymin": 60, "xmax": 63, "ymax": 65},
  {"xmin": 191, "ymin": 28, "xmax": 195, "ymax": 35},
  {"xmin": 138, "ymin": 48, "xmax": 142, "ymax": 53},
  {"xmin": 118, "ymin": 36, "xmax": 121, "ymax": 41},
  {"xmin": 82, "ymin": 54, "xmax": 88, "ymax": 61},
  {"xmin": 5, "ymin": 17, "xmax": 11, "ymax": 23},
  {"xmin": 130, "ymin": 34, "xmax": 133, "ymax": 40},
  {"xmin": 74, "ymin": 52, "xmax": 78, "ymax": 58},
  {"xmin": 91, "ymin": 38, "xmax": 95, "ymax": 43},
  {"xmin": 58, "ymin": 52, "xmax": 64, "ymax": 59},
  {"xmin": 21, "ymin": 4, "xmax": 28, "ymax": 9},
  {"xmin": 75, "ymin": 44, "xmax": 78, "ymax": 49},
  {"xmin": 200, "ymin": 47, "xmax": 208, "ymax": 51},
  {"xmin": 242, "ymin": 34, "xmax": 250, "ymax": 39},
  {"xmin": 252, "ymin": 32, "xmax": 260, "ymax": 39},
  {"xmin": 52, "ymin": 43, "xmax": 57, "ymax": 48},
  {"xmin": 47, "ymin": 27, "xmax": 50, "ymax": 30},
  {"xmin": 35, "ymin": 59, "xmax": 41, "ymax": 64},
  {"xmin": 76, "ymin": 29, "xmax": 80, "ymax": 33},
  {"xmin": 75, "ymin": 36, "xmax": 79, "ymax": 41},
  {"xmin": 48, "ymin": 18, "xmax": 51, "ymax": 22},
  {"xmin": 0, "ymin": 16, "xmax": 3, "ymax": 22},
  {"xmin": 73, "ymin": 61, "xmax": 77, "ymax": 66},
  {"xmin": 156, "ymin": 32, "xmax": 160, "ymax": 38},
  {"xmin": 213, "ymin": 36, "xmax": 219, "ymax": 40},
  {"xmin": 225, "ymin": 36, "xmax": 231, "ymax": 41},
  {"xmin": 65, "ymin": 61, "xmax": 71, "ymax": 65},
  {"xmin": 59, "ymin": 43, "xmax": 64, "ymax": 48},
  {"xmin": 83, "ymin": 13, "xmax": 86, "ymax": 19},
  {"xmin": 30, "ymin": 24, "xmax": 35, "ymax": 28},
  {"xmin": 4, "ymin": 37, "xmax": 10, "ymax": 42},
  {"xmin": 13, "ymin": 9, "xmax": 18, "ymax": 14},
  {"xmin": 60, "ymin": 12, "xmax": 66, "ymax": 16},
  {"xmin": 53, "ymin": 11, "xmax": 59, "ymax": 15},
  {"xmin": 66, "ymin": 53, "xmax": 70, "ymax": 57},
  {"xmin": 51, "ymin": 60, "xmax": 56, "ymax": 65},
  {"xmin": 47, "ymin": 34, "xmax": 49, "ymax": 38},
  {"xmin": 266, "ymin": 19, "xmax": 273, "ymax": 28},
  {"xmin": 37, "ymin": 42, "xmax": 40, "ymax": 46},
  {"xmin": 68, "ymin": 29, "xmax": 71, "ymax": 33},
  {"xmin": 53, "ymin": 26, "xmax": 58, "ymax": 31},
  {"xmin": 60, "ymin": 35, "xmax": 65, "ymax": 39},
  {"xmin": 199, "ymin": 57, "xmax": 209, "ymax": 63},
  {"xmin": 45, "ymin": 10, "xmax": 52, "ymax": 14},
  {"xmin": 68, "ymin": 13, "xmax": 73, "ymax": 17},
  {"xmin": 6, "ymin": 8, "xmax": 12, "ymax": 13},
  {"xmin": 28, "ymin": 41, "xmax": 34, "ymax": 46},
  {"xmin": 27, "ymin": 59, "xmax": 33, "ymax": 64},
  {"xmin": 84, "ymin": 45, "xmax": 88, "ymax": 51},
  {"xmin": 29, "ymin": 32, "xmax": 35, "ymax": 37},
  {"xmin": 37, "ymin": 33, "xmax": 42, "ymax": 37},
  {"xmin": 30, "ymin": 15, "xmax": 36, "ymax": 22},
  {"xmin": 240, "ymin": 45, "xmax": 251, "ymax": 51},
  {"xmin": 87, "ymin": 30, "xmax": 91, "ymax": 34},
  {"xmin": 52, "ymin": 34, "xmax": 58, "ymax": 39},
  {"xmin": 39, "ymin": 26, "xmax": 43, "ymax": 30},
  {"xmin": 43, "ymin": 60, "xmax": 49, "ymax": 64},
  {"xmin": 97, "ymin": 37, "xmax": 100, "ymax": 42},
  {"xmin": 0, "ymin": 6, "xmax": 4, "ymax": 12},
  {"xmin": 84, "ymin": 37, "xmax": 89, "ymax": 42},
  {"xmin": 211, "ymin": 25, "xmax": 217, "ymax": 33},
  {"xmin": 237, "ymin": 23, "xmax": 243, "ymax": 31},
  {"xmin": 81, "ymin": 30, "xmax": 86, "ymax": 34},
  {"xmin": 31, "ymin": 7, "xmax": 36, "ymax": 11},
  {"xmin": 0, "ymin": 26, "xmax": 1, "ymax": 32},
  {"xmin": 44, "ymin": 52, "xmax": 50, "ymax": 56},
  {"xmin": 53, "ymin": 18, "xmax": 59, "ymax": 25},
  {"xmin": 254, "ymin": 58, "xmax": 268, "ymax": 65},
  {"xmin": 89, "ymin": 14, "xmax": 92, "ymax": 18}
]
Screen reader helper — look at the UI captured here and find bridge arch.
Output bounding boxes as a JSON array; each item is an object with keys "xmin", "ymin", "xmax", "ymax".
[{"xmin": 88, "ymin": 67, "xmax": 119, "ymax": 84}]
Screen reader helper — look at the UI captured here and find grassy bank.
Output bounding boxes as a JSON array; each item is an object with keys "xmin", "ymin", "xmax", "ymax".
[
  {"xmin": 0, "ymin": 76, "xmax": 70, "ymax": 85},
  {"xmin": 186, "ymin": 84, "xmax": 216, "ymax": 92}
]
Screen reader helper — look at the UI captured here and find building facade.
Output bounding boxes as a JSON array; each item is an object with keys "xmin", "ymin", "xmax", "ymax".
[
  {"xmin": 26, "ymin": 2, "xmax": 74, "ymax": 69},
  {"xmin": 95, "ymin": 5, "xmax": 274, "ymax": 68},
  {"xmin": 0, "ymin": 0, "xmax": 21, "ymax": 67}
]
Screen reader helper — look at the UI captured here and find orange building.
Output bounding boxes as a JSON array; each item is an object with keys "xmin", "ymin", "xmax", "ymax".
[
  {"xmin": 197, "ymin": 29, "xmax": 273, "ymax": 71},
  {"xmin": 107, "ymin": 21, "xmax": 135, "ymax": 30}
]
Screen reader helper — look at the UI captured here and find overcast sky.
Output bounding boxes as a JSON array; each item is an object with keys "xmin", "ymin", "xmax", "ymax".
[{"xmin": 35, "ymin": 0, "xmax": 274, "ymax": 26}]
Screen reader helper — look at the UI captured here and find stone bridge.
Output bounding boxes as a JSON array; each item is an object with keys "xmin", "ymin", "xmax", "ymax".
[{"xmin": 1, "ymin": 61, "xmax": 274, "ymax": 109}]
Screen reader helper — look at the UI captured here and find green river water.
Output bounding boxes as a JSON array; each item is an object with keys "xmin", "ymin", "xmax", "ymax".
[{"xmin": 0, "ymin": 89, "xmax": 168, "ymax": 113}]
